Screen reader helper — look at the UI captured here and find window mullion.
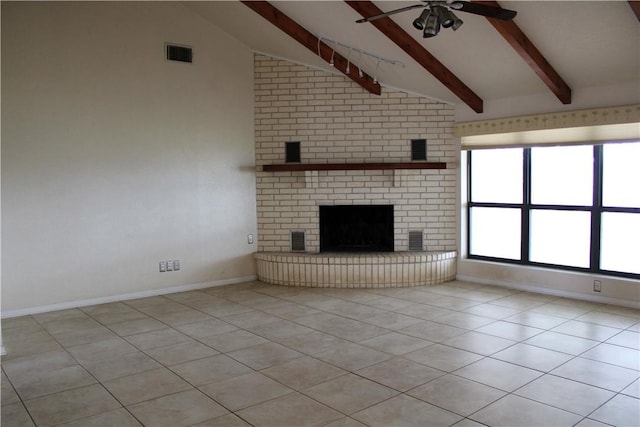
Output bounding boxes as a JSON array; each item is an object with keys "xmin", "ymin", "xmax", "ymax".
[
  {"xmin": 467, "ymin": 151, "xmax": 472, "ymax": 259},
  {"xmin": 521, "ymin": 148, "xmax": 531, "ymax": 262},
  {"xmin": 591, "ymin": 145, "xmax": 603, "ymax": 272}
]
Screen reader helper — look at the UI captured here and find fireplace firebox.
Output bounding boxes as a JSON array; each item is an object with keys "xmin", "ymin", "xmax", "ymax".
[{"xmin": 320, "ymin": 205, "xmax": 394, "ymax": 252}]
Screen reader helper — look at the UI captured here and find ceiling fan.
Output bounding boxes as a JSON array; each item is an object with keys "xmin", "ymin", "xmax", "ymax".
[{"xmin": 356, "ymin": 1, "xmax": 517, "ymax": 38}]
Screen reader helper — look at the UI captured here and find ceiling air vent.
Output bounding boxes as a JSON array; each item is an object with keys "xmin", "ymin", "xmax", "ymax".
[
  {"xmin": 408, "ymin": 231, "xmax": 424, "ymax": 251},
  {"xmin": 411, "ymin": 139, "xmax": 427, "ymax": 161},
  {"xmin": 166, "ymin": 44, "xmax": 193, "ymax": 63},
  {"xmin": 291, "ymin": 231, "xmax": 306, "ymax": 252}
]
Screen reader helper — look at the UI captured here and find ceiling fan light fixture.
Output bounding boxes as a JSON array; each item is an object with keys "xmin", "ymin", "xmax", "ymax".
[
  {"xmin": 423, "ymin": 13, "xmax": 440, "ymax": 38},
  {"xmin": 412, "ymin": 9, "xmax": 430, "ymax": 30},
  {"xmin": 434, "ymin": 6, "xmax": 454, "ymax": 28},
  {"xmin": 451, "ymin": 14, "xmax": 463, "ymax": 31}
]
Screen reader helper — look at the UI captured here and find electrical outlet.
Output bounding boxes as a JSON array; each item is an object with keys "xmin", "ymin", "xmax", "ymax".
[
  {"xmin": 160, "ymin": 260, "xmax": 180, "ymax": 272},
  {"xmin": 248, "ymin": 234, "xmax": 254, "ymax": 244},
  {"xmin": 593, "ymin": 280, "xmax": 602, "ymax": 293}
]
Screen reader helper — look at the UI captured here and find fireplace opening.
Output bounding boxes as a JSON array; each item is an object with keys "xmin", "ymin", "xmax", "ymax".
[{"xmin": 320, "ymin": 205, "xmax": 394, "ymax": 252}]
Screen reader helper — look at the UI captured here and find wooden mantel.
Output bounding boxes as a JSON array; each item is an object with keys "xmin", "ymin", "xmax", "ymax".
[{"xmin": 262, "ymin": 162, "xmax": 447, "ymax": 172}]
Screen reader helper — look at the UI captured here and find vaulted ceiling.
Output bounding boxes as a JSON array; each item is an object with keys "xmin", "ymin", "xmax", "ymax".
[{"xmin": 185, "ymin": 1, "xmax": 639, "ymax": 120}]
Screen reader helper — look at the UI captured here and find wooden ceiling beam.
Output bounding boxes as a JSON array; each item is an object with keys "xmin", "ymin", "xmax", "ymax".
[
  {"xmin": 345, "ymin": 1, "xmax": 483, "ymax": 113},
  {"xmin": 629, "ymin": 1, "xmax": 640, "ymax": 21},
  {"xmin": 241, "ymin": 1, "xmax": 381, "ymax": 95},
  {"xmin": 473, "ymin": 0, "xmax": 572, "ymax": 104}
]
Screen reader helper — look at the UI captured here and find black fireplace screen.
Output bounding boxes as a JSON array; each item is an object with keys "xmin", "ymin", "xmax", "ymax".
[{"xmin": 320, "ymin": 205, "xmax": 394, "ymax": 252}]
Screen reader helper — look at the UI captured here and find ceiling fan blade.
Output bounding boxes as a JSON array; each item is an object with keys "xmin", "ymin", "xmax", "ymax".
[
  {"xmin": 450, "ymin": 1, "xmax": 517, "ymax": 20},
  {"xmin": 356, "ymin": 4, "xmax": 427, "ymax": 23}
]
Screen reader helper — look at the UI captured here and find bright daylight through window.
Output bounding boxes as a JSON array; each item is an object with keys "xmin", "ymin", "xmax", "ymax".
[{"xmin": 467, "ymin": 141, "xmax": 640, "ymax": 278}]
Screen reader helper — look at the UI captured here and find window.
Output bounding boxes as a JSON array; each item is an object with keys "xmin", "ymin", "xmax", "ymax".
[
  {"xmin": 529, "ymin": 209, "xmax": 591, "ymax": 268},
  {"xmin": 600, "ymin": 142, "xmax": 640, "ymax": 275},
  {"xmin": 602, "ymin": 142, "xmax": 640, "ymax": 208},
  {"xmin": 601, "ymin": 213, "xmax": 640, "ymax": 275},
  {"xmin": 467, "ymin": 141, "xmax": 640, "ymax": 279},
  {"xmin": 530, "ymin": 145, "xmax": 592, "ymax": 206},
  {"xmin": 470, "ymin": 207, "xmax": 521, "ymax": 259},
  {"xmin": 470, "ymin": 148, "xmax": 522, "ymax": 204}
]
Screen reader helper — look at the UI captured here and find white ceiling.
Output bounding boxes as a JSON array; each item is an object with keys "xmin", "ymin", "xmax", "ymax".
[{"xmin": 185, "ymin": 1, "xmax": 639, "ymax": 117}]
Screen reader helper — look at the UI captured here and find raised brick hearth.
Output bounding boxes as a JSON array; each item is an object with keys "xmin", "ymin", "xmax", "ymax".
[{"xmin": 255, "ymin": 251, "xmax": 457, "ymax": 288}]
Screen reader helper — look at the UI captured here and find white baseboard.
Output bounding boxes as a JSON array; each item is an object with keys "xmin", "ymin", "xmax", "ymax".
[
  {"xmin": 1, "ymin": 275, "xmax": 258, "ymax": 319},
  {"xmin": 456, "ymin": 274, "xmax": 640, "ymax": 309}
]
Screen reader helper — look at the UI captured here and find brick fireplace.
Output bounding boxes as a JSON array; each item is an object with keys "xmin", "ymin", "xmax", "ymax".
[{"xmin": 253, "ymin": 54, "xmax": 458, "ymax": 287}]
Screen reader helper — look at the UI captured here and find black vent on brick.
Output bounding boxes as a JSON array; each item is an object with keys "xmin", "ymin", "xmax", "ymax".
[
  {"xmin": 291, "ymin": 231, "xmax": 306, "ymax": 252},
  {"xmin": 285, "ymin": 142, "xmax": 301, "ymax": 163},
  {"xmin": 411, "ymin": 139, "xmax": 427, "ymax": 161},
  {"xmin": 166, "ymin": 44, "xmax": 193, "ymax": 63},
  {"xmin": 408, "ymin": 231, "xmax": 423, "ymax": 251}
]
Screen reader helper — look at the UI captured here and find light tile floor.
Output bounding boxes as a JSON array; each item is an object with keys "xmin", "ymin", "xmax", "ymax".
[{"xmin": 2, "ymin": 280, "xmax": 639, "ymax": 426}]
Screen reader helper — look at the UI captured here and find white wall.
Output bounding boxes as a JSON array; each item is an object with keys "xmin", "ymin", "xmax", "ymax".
[
  {"xmin": 457, "ymin": 259, "xmax": 640, "ymax": 308},
  {"xmin": 1, "ymin": 2, "xmax": 257, "ymax": 315}
]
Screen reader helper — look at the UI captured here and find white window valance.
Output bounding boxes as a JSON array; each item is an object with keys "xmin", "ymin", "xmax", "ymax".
[{"xmin": 455, "ymin": 104, "xmax": 640, "ymax": 149}]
